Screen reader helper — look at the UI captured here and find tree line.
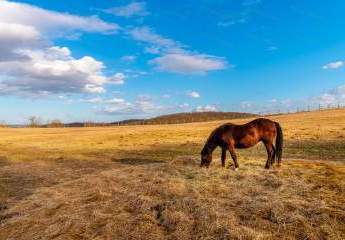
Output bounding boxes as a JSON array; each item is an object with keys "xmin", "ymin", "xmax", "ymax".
[{"xmin": 13, "ymin": 112, "xmax": 257, "ymax": 128}]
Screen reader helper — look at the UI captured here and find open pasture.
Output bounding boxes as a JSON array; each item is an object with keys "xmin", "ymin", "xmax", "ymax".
[{"xmin": 1, "ymin": 109, "xmax": 345, "ymax": 239}]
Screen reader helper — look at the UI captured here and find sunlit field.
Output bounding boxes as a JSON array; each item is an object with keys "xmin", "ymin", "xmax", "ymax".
[{"xmin": 1, "ymin": 109, "xmax": 345, "ymax": 239}]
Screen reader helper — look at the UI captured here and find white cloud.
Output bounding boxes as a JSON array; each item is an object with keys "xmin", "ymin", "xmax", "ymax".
[
  {"xmin": 0, "ymin": 22, "xmax": 42, "ymax": 61},
  {"xmin": 322, "ymin": 61, "xmax": 344, "ymax": 70},
  {"xmin": 240, "ymin": 101, "xmax": 252, "ymax": 109},
  {"xmin": 84, "ymin": 85, "xmax": 105, "ymax": 94},
  {"xmin": 0, "ymin": 46, "xmax": 125, "ymax": 95},
  {"xmin": 101, "ymin": 102, "xmax": 134, "ymax": 114},
  {"xmin": 179, "ymin": 103, "xmax": 190, "ymax": 110},
  {"xmin": 217, "ymin": 19, "xmax": 247, "ymax": 27},
  {"xmin": 0, "ymin": 1, "xmax": 119, "ymax": 36},
  {"xmin": 187, "ymin": 91, "xmax": 200, "ymax": 98},
  {"xmin": 0, "ymin": 22, "xmax": 40, "ymax": 43},
  {"xmin": 45, "ymin": 46, "xmax": 71, "ymax": 59},
  {"xmin": 105, "ymin": 97, "xmax": 126, "ymax": 104},
  {"xmin": 121, "ymin": 55, "xmax": 137, "ymax": 63},
  {"xmin": 129, "ymin": 26, "xmax": 180, "ymax": 54},
  {"xmin": 195, "ymin": 105, "xmax": 218, "ymax": 112},
  {"xmin": 98, "ymin": 95, "xmax": 164, "ymax": 115},
  {"xmin": 129, "ymin": 26, "xmax": 228, "ymax": 74},
  {"xmin": 84, "ymin": 97, "xmax": 125, "ymax": 104},
  {"xmin": 0, "ymin": 1, "xmax": 122, "ymax": 96},
  {"xmin": 145, "ymin": 46, "xmax": 160, "ymax": 54},
  {"xmin": 150, "ymin": 53, "xmax": 227, "ymax": 74},
  {"xmin": 135, "ymin": 98, "xmax": 159, "ymax": 113},
  {"xmin": 108, "ymin": 73, "xmax": 126, "ymax": 85},
  {"xmin": 317, "ymin": 85, "xmax": 345, "ymax": 104},
  {"xmin": 238, "ymin": 85, "xmax": 345, "ymax": 114},
  {"xmin": 217, "ymin": 0, "xmax": 262, "ymax": 28},
  {"xmin": 84, "ymin": 97, "xmax": 103, "ymax": 103},
  {"xmin": 105, "ymin": 2, "xmax": 148, "ymax": 18},
  {"xmin": 318, "ymin": 93, "xmax": 336, "ymax": 104}
]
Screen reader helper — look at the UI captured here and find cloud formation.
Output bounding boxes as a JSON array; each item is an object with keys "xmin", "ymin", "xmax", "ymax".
[
  {"xmin": 322, "ymin": 61, "xmax": 344, "ymax": 70},
  {"xmin": 129, "ymin": 26, "xmax": 181, "ymax": 54},
  {"xmin": 217, "ymin": 19, "xmax": 247, "ymax": 27},
  {"xmin": 121, "ymin": 55, "xmax": 137, "ymax": 63},
  {"xmin": 129, "ymin": 26, "xmax": 227, "ymax": 74},
  {"xmin": 239, "ymin": 85, "xmax": 345, "ymax": 114},
  {"xmin": 186, "ymin": 91, "xmax": 201, "ymax": 98},
  {"xmin": 0, "ymin": 1, "xmax": 119, "ymax": 36},
  {"xmin": 104, "ymin": 2, "xmax": 149, "ymax": 18},
  {"xmin": 317, "ymin": 85, "xmax": 345, "ymax": 104},
  {"xmin": 84, "ymin": 97, "xmax": 126, "ymax": 104},
  {"xmin": 0, "ymin": 1, "xmax": 122, "ymax": 96},
  {"xmin": 0, "ymin": 46, "xmax": 125, "ymax": 95},
  {"xmin": 0, "ymin": 22, "xmax": 42, "ymax": 61},
  {"xmin": 98, "ymin": 95, "xmax": 164, "ymax": 115},
  {"xmin": 217, "ymin": 0, "xmax": 262, "ymax": 28},
  {"xmin": 151, "ymin": 54, "xmax": 227, "ymax": 74},
  {"xmin": 195, "ymin": 105, "xmax": 218, "ymax": 112}
]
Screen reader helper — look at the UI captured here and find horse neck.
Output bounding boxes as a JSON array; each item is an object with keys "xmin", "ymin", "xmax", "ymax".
[{"xmin": 203, "ymin": 141, "xmax": 217, "ymax": 155}]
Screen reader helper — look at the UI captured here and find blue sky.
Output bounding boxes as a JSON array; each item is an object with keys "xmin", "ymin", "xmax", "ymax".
[{"xmin": 0, "ymin": 0, "xmax": 345, "ymax": 123}]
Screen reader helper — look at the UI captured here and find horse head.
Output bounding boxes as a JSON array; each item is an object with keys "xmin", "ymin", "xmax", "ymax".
[{"xmin": 200, "ymin": 147, "xmax": 212, "ymax": 167}]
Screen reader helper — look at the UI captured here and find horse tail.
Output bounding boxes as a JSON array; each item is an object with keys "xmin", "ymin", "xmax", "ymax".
[{"xmin": 274, "ymin": 122, "xmax": 283, "ymax": 165}]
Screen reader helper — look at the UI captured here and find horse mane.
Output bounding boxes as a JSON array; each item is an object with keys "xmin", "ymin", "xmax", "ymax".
[{"xmin": 202, "ymin": 126, "xmax": 221, "ymax": 155}]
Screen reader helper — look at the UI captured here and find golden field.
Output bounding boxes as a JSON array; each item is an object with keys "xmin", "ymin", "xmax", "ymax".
[{"xmin": 0, "ymin": 109, "xmax": 345, "ymax": 239}]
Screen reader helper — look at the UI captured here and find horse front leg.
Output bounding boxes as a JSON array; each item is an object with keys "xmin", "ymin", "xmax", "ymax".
[
  {"xmin": 264, "ymin": 142, "xmax": 274, "ymax": 169},
  {"xmin": 221, "ymin": 147, "xmax": 226, "ymax": 167},
  {"xmin": 228, "ymin": 146, "xmax": 239, "ymax": 170}
]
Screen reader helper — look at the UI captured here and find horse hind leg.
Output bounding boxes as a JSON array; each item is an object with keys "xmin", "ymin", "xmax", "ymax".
[
  {"xmin": 221, "ymin": 147, "xmax": 226, "ymax": 167},
  {"xmin": 271, "ymin": 145, "xmax": 276, "ymax": 165},
  {"xmin": 228, "ymin": 145, "xmax": 239, "ymax": 170},
  {"xmin": 264, "ymin": 142, "xmax": 274, "ymax": 169}
]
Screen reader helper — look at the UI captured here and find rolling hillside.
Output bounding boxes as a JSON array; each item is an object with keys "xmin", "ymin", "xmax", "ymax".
[{"xmin": 111, "ymin": 111, "xmax": 258, "ymax": 125}]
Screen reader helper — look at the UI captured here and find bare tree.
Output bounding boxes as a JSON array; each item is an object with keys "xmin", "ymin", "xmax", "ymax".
[
  {"xmin": 28, "ymin": 116, "xmax": 42, "ymax": 128},
  {"xmin": 0, "ymin": 121, "xmax": 7, "ymax": 128},
  {"xmin": 48, "ymin": 119, "xmax": 64, "ymax": 128}
]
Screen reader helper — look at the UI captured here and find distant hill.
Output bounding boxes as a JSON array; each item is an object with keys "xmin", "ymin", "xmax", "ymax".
[
  {"xmin": 18, "ymin": 111, "xmax": 258, "ymax": 128},
  {"xmin": 110, "ymin": 111, "xmax": 258, "ymax": 126}
]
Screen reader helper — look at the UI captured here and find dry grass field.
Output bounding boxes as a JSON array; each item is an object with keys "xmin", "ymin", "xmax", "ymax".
[{"xmin": 0, "ymin": 109, "xmax": 345, "ymax": 240}]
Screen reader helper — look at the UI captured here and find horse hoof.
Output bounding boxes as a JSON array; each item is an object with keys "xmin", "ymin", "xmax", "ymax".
[{"xmin": 233, "ymin": 167, "xmax": 239, "ymax": 171}]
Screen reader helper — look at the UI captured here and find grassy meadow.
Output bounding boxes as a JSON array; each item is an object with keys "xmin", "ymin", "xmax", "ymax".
[{"xmin": 0, "ymin": 109, "xmax": 345, "ymax": 239}]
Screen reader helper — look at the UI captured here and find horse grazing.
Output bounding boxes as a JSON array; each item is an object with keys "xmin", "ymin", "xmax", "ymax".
[{"xmin": 200, "ymin": 118, "xmax": 283, "ymax": 169}]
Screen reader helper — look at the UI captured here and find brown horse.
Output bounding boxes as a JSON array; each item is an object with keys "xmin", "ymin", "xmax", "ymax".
[{"xmin": 200, "ymin": 118, "xmax": 283, "ymax": 169}]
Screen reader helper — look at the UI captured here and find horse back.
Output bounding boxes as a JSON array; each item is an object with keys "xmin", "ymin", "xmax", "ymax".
[{"xmin": 229, "ymin": 118, "xmax": 276, "ymax": 148}]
